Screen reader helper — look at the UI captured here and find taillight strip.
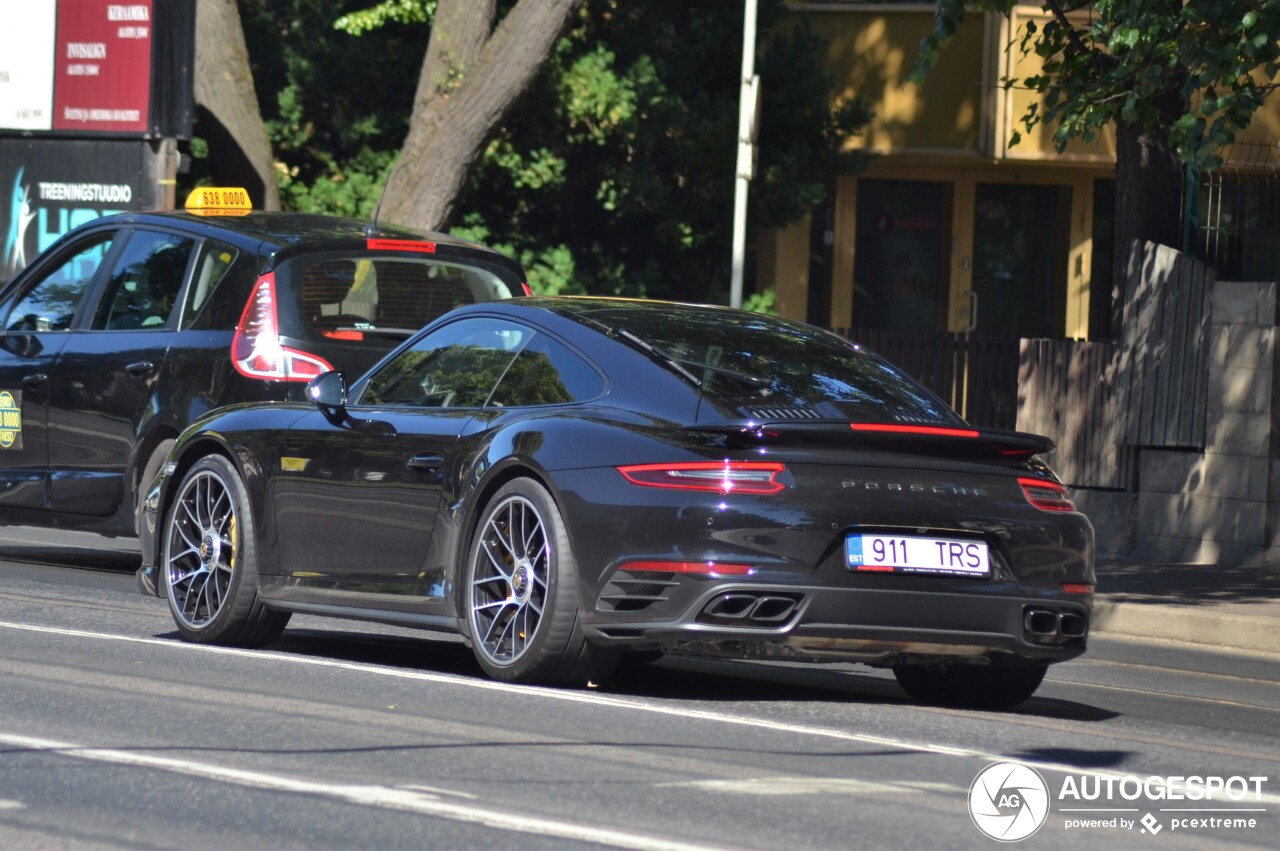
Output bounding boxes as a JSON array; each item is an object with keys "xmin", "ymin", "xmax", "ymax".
[
  {"xmin": 617, "ymin": 461, "xmax": 786, "ymax": 494},
  {"xmin": 850, "ymin": 423, "xmax": 980, "ymax": 438},
  {"xmin": 1018, "ymin": 477, "xmax": 1076, "ymax": 512},
  {"xmin": 618, "ymin": 560, "xmax": 755, "ymax": 576}
]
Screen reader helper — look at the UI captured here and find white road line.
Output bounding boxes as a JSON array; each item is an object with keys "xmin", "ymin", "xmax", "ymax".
[
  {"xmin": 1, "ymin": 619, "xmax": 1275, "ymax": 795},
  {"xmin": 0, "ymin": 732, "xmax": 723, "ymax": 851}
]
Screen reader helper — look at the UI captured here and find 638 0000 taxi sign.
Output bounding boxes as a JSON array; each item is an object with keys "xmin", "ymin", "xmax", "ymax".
[{"xmin": 0, "ymin": 390, "xmax": 21, "ymax": 449}]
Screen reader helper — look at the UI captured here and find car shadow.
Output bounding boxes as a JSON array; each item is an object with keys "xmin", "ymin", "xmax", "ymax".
[{"xmin": 167, "ymin": 624, "xmax": 1120, "ymax": 724}]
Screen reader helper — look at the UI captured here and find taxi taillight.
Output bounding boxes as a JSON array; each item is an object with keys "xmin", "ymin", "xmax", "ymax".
[{"xmin": 231, "ymin": 273, "xmax": 333, "ymax": 382}]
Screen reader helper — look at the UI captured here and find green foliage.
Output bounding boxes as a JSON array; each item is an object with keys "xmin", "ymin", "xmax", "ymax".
[
  {"xmin": 917, "ymin": 1, "xmax": 1280, "ymax": 170},
  {"xmin": 334, "ymin": 0, "xmax": 435, "ymax": 36},
  {"xmin": 742, "ymin": 288, "xmax": 779, "ymax": 316},
  {"xmin": 239, "ymin": 0, "xmax": 426, "ymax": 216},
  {"xmin": 238, "ymin": 0, "xmax": 869, "ymax": 305},
  {"xmin": 456, "ymin": 0, "xmax": 872, "ymax": 304}
]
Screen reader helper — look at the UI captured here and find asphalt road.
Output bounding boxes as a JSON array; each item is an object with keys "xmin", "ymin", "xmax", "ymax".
[{"xmin": 0, "ymin": 536, "xmax": 1276, "ymax": 850}]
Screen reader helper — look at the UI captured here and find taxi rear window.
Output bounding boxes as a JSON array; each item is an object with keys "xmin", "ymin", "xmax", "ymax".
[{"xmin": 285, "ymin": 256, "xmax": 515, "ymax": 344}]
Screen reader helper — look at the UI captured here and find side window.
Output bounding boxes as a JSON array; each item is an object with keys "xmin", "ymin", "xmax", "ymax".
[
  {"xmin": 488, "ymin": 334, "xmax": 604, "ymax": 407},
  {"xmin": 4, "ymin": 235, "xmax": 114, "ymax": 332},
  {"xmin": 91, "ymin": 231, "xmax": 195, "ymax": 331},
  {"xmin": 359, "ymin": 317, "xmax": 530, "ymax": 408},
  {"xmin": 180, "ymin": 239, "xmax": 238, "ymax": 328}
]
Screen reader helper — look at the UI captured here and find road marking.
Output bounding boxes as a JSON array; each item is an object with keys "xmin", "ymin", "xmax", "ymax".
[
  {"xmin": 0, "ymin": 732, "xmax": 720, "ymax": 851},
  {"xmin": 1, "ymin": 619, "xmax": 1276, "ymax": 796},
  {"xmin": 0, "ymin": 799, "xmax": 24, "ymax": 810},
  {"xmin": 657, "ymin": 778, "xmax": 962, "ymax": 797}
]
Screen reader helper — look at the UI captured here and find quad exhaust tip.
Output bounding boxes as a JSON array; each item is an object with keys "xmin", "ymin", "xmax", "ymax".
[
  {"xmin": 701, "ymin": 592, "xmax": 801, "ymax": 625},
  {"xmin": 1024, "ymin": 607, "xmax": 1088, "ymax": 644}
]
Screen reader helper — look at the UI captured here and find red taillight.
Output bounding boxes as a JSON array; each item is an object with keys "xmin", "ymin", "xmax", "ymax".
[
  {"xmin": 1019, "ymin": 477, "xmax": 1076, "ymax": 512},
  {"xmin": 1061, "ymin": 582, "xmax": 1095, "ymax": 595},
  {"xmin": 232, "ymin": 273, "xmax": 334, "ymax": 382},
  {"xmin": 618, "ymin": 560, "xmax": 755, "ymax": 576},
  {"xmin": 617, "ymin": 461, "xmax": 786, "ymax": 494},
  {"xmin": 520, "ymin": 282, "xmax": 533, "ymax": 297},
  {"xmin": 850, "ymin": 423, "xmax": 980, "ymax": 438}
]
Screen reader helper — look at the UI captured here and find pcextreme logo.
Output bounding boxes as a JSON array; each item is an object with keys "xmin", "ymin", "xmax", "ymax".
[{"xmin": 0, "ymin": 390, "xmax": 21, "ymax": 449}]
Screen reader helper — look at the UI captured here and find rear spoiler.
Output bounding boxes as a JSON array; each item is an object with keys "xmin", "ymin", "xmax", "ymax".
[{"xmin": 685, "ymin": 420, "xmax": 1054, "ymax": 462}]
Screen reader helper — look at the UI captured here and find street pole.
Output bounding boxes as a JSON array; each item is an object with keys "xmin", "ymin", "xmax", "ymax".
[{"xmin": 729, "ymin": 0, "xmax": 758, "ymax": 309}]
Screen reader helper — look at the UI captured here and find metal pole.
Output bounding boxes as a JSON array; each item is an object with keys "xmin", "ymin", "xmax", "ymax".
[{"xmin": 729, "ymin": 0, "xmax": 758, "ymax": 309}]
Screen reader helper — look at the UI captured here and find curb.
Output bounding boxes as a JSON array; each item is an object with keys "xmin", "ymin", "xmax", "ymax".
[{"xmin": 1092, "ymin": 598, "xmax": 1280, "ymax": 655}]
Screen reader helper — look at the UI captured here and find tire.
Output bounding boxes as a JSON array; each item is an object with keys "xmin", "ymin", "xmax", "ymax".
[
  {"xmin": 135, "ymin": 438, "xmax": 175, "ymax": 537},
  {"xmin": 161, "ymin": 454, "xmax": 290, "ymax": 647},
  {"xmin": 465, "ymin": 478, "xmax": 620, "ymax": 685},
  {"xmin": 893, "ymin": 660, "xmax": 1048, "ymax": 710}
]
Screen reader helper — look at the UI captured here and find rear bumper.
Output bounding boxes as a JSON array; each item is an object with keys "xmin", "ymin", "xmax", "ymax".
[{"xmin": 585, "ymin": 583, "xmax": 1090, "ymax": 665}]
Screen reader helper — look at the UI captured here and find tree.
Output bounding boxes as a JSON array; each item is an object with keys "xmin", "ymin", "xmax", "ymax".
[
  {"xmin": 918, "ymin": 1, "xmax": 1280, "ymax": 310},
  {"xmin": 374, "ymin": 0, "xmax": 586, "ymax": 231},
  {"xmin": 451, "ymin": 0, "xmax": 870, "ymax": 302},
  {"xmin": 193, "ymin": 0, "xmax": 280, "ymax": 209}
]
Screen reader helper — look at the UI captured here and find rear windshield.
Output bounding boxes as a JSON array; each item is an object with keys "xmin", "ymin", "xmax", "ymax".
[
  {"xmin": 280, "ymin": 254, "xmax": 517, "ymax": 345},
  {"xmin": 575, "ymin": 304, "xmax": 962, "ymax": 426}
]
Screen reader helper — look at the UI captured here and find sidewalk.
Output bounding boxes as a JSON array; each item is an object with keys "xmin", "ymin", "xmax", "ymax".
[{"xmin": 1093, "ymin": 560, "xmax": 1280, "ymax": 655}]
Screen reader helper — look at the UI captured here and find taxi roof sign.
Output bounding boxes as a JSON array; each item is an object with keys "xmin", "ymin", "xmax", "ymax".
[{"xmin": 184, "ymin": 187, "xmax": 253, "ymax": 216}]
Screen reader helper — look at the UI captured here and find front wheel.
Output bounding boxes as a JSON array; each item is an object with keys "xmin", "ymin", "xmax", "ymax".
[
  {"xmin": 161, "ymin": 454, "xmax": 290, "ymax": 646},
  {"xmin": 893, "ymin": 661, "xmax": 1047, "ymax": 710},
  {"xmin": 465, "ymin": 478, "xmax": 619, "ymax": 685}
]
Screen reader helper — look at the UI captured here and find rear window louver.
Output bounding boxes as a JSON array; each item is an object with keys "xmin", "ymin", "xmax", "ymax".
[{"xmin": 739, "ymin": 405, "xmax": 823, "ymax": 420}]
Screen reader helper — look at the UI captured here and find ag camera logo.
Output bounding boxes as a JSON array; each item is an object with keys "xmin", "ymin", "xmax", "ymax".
[{"xmin": 969, "ymin": 762, "xmax": 1051, "ymax": 842}]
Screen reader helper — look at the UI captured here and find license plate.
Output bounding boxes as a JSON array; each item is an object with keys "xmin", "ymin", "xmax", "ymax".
[{"xmin": 846, "ymin": 534, "xmax": 990, "ymax": 577}]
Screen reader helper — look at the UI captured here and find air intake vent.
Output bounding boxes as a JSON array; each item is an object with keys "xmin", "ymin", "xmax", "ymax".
[
  {"xmin": 740, "ymin": 405, "xmax": 822, "ymax": 421},
  {"xmin": 598, "ymin": 570, "xmax": 679, "ymax": 613}
]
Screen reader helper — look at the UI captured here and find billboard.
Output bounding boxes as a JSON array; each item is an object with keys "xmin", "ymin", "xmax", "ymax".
[
  {"xmin": 0, "ymin": 0, "xmax": 190, "ymax": 138},
  {"xmin": 0, "ymin": 137, "xmax": 162, "ymax": 283},
  {"xmin": 0, "ymin": 0, "xmax": 58, "ymax": 131}
]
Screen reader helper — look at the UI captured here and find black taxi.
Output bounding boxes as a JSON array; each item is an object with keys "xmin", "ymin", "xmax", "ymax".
[{"xmin": 0, "ymin": 188, "xmax": 525, "ymax": 538}]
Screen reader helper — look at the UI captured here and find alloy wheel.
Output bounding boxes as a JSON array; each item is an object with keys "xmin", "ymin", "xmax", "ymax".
[
  {"xmin": 165, "ymin": 469, "xmax": 238, "ymax": 629},
  {"xmin": 470, "ymin": 495, "xmax": 550, "ymax": 666}
]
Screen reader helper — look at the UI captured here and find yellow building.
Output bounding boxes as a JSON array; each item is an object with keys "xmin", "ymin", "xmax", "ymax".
[{"xmin": 761, "ymin": 3, "xmax": 1280, "ymax": 340}]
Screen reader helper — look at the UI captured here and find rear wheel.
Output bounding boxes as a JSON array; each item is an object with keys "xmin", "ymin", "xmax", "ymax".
[
  {"xmin": 893, "ymin": 660, "xmax": 1047, "ymax": 710},
  {"xmin": 465, "ymin": 478, "xmax": 620, "ymax": 685},
  {"xmin": 161, "ymin": 455, "xmax": 289, "ymax": 646}
]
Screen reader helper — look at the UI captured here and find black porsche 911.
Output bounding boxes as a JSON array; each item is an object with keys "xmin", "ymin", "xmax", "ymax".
[{"xmin": 136, "ymin": 297, "xmax": 1094, "ymax": 708}]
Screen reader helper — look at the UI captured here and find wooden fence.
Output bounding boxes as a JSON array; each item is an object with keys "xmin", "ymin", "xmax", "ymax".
[
  {"xmin": 832, "ymin": 242, "xmax": 1214, "ymax": 489},
  {"xmin": 835, "ymin": 328, "xmax": 1021, "ymax": 430}
]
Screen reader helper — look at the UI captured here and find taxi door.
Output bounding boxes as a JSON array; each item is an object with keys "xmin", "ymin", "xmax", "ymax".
[
  {"xmin": 47, "ymin": 230, "xmax": 194, "ymax": 517},
  {"xmin": 0, "ymin": 233, "xmax": 118, "ymax": 511}
]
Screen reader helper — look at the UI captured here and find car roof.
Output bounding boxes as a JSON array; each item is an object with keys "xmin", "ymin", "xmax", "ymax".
[{"xmin": 83, "ymin": 210, "xmax": 518, "ymax": 267}]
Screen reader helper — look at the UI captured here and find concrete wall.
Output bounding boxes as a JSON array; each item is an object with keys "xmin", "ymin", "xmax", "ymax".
[{"xmin": 1126, "ymin": 281, "xmax": 1278, "ymax": 564}]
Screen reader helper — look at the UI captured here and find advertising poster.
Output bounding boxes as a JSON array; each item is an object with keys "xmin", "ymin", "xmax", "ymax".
[
  {"xmin": 0, "ymin": 137, "xmax": 157, "ymax": 283},
  {"xmin": 0, "ymin": 0, "xmax": 58, "ymax": 131},
  {"xmin": 52, "ymin": 0, "xmax": 154, "ymax": 134}
]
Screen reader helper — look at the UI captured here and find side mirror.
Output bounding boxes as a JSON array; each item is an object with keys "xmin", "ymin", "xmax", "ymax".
[{"xmin": 307, "ymin": 371, "xmax": 348, "ymax": 422}]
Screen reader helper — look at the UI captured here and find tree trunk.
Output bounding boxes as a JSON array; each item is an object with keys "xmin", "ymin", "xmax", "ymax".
[
  {"xmin": 378, "ymin": 0, "xmax": 583, "ymax": 232},
  {"xmin": 193, "ymin": 0, "xmax": 280, "ymax": 210},
  {"xmin": 1110, "ymin": 102, "xmax": 1186, "ymax": 335}
]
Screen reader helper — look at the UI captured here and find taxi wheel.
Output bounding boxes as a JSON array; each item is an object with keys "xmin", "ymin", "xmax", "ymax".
[
  {"xmin": 892, "ymin": 661, "xmax": 1047, "ymax": 710},
  {"xmin": 161, "ymin": 455, "xmax": 290, "ymax": 647},
  {"xmin": 465, "ymin": 478, "xmax": 620, "ymax": 685}
]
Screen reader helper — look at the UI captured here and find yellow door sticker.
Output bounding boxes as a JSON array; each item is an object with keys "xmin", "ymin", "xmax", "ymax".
[{"xmin": 0, "ymin": 390, "xmax": 21, "ymax": 449}]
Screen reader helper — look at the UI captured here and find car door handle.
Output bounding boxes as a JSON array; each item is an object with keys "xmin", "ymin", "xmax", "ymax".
[
  {"xmin": 406, "ymin": 453, "xmax": 445, "ymax": 472},
  {"xmin": 22, "ymin": 372, "xmax": 47, "ymax": 390},
  {"xmin": 125, "ymin": 360, "xmax": 156, "ymax": 378}
]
